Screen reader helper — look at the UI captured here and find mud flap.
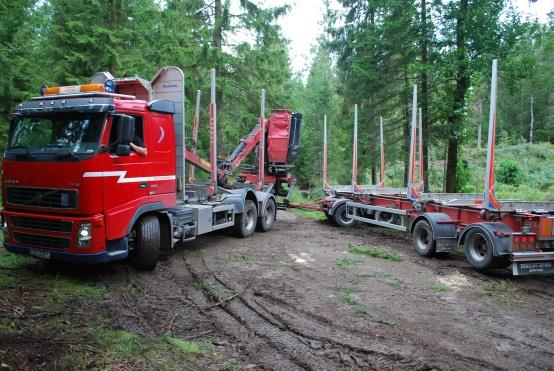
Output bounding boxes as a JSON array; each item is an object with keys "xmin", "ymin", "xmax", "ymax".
[{"xmin": 435, "ymin": 237, "xmax": 458, "ymax": 253}]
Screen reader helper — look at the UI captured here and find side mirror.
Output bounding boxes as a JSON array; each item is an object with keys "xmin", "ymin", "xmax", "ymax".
[
  {"xmin": 116, "ymin": 144, "xmax": 131, "ymax": 156},
  {"xmin": 117, "ymin": 115, "xmax": 135, "ymax": 143}
]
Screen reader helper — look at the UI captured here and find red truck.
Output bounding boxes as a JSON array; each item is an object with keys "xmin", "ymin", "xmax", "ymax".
[{"xmin": 1, "ymin": 67, "xmax": 280, "ymax": 269}]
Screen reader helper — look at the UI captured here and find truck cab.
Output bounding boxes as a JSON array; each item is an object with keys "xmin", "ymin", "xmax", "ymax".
[{"xmin": 1, "ymin": 67, "xmax": 275, "ymax": 269}]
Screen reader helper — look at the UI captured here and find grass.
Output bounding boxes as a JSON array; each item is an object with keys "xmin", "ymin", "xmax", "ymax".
[
  {"xmin": 164, "ymin": 333, "xmax": 213, "ymax": 357},
  {"xmin": 347, "ymin": 243, "xmax": 403, "ymax": 262},
  {"xmin": 195, "ymin": 281, "xmax": 217, "ymax": 297},
  {"xmin": 483, "ymin": 280, "xmax": 527, "ymax": 306},
  {"xmin": 378, "ymin": 277, "xmax": 401, "ymax": 287},
  {"xmin": 336, "ymin": 257, "xmax": 364, "ymax": 267},
  {"xmin": 429, "ymin": 283, "xmax": 451, "ymax": 292},
  {"xmin": 222, "ymin": 250, "xmax": 252, "ymax": 264},
  {"xmin": 288, "ymin": 189, "xmax": 327, "ymax": 221},
  {"xmin": 0, "ymin": 249, "xmax": 226, "ymax": 369},
  {"xmin": 336, "ymin": 287, "xmax": 371, "ymax": 318},
  {"xmin": 292, "ymin": 208, "xmax": 328, "ymax": 221}
]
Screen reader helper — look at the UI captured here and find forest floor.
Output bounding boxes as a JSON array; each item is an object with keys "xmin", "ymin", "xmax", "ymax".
[{"xmin": 1, "ymin": 210, "xmax": 554, "ymax": 370}]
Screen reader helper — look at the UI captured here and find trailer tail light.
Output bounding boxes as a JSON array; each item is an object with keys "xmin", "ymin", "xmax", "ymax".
[{"xmin": 512, "ymin": 233, "xmax": 537, "ymax": 252}]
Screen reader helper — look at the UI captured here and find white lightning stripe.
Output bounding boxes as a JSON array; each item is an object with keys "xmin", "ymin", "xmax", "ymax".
[{"xmin": 83, "ymin": 171, "xmax": 175, "ymax": 183}]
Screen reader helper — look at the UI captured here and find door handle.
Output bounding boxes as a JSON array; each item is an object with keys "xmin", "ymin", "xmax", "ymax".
[{"xmin": 139, "ymin": 182, "xmax": 148, "ymax": 188}]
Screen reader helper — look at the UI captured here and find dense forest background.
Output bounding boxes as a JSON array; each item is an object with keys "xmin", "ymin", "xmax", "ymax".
[{"xmin": 1, "ymin": 0, "xmax": 553, "ymax": 199}]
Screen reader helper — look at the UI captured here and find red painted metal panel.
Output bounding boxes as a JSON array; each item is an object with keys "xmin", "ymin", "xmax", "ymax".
[{"xmin": 267, "ymin": 109, "xmax": 291, "ymax": 164}]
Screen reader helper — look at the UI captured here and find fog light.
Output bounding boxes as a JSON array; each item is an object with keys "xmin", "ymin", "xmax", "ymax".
[{"xmin": 77, "ymin": 222, "xmax": 92, "ymax": 247}]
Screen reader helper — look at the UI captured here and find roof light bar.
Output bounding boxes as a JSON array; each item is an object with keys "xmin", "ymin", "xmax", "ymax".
[{"xmin": 40, "ymin": 81, "xmax": 117, "ymax": 96}]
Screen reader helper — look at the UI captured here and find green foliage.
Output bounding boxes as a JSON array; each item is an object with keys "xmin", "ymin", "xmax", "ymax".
[
  {"xmin": 497, "ymin": 158, "xmax": 524, "ymax": 186},
  {"xmin": 347, "ymin": 243, "xmax": 403, "ymax": 262},
  {"xmin": 456, "ymin": 158, "xmax": 473, "ymax": 193}
]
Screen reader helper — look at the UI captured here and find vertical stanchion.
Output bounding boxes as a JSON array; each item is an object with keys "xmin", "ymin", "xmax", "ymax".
[
  {"xmin": 352, "ymin": 104, "xmax": 360, "ymax": 193},
  {"xmin": 323, "ymin": 115, "xmax": 330, "ymax": 191},
  {"xmin": 418, "ymin": 107, "xmax": 424, "ymax": 192},
  {"xmin": 257, "ymin": 89, "xmax": 266, "ymax": 191},
  {"xmin": 208, "ymin": 69, "xmax": 217, "ymax": 197},
  {"xmin": 407, "ymin": 85, "xmax": 418, "ymax": 200},
  {"xmin": 378, "ymin": 116, "xmax": 385, "ymax": 188},
  {"xmin": 189, "ymin": 90, "xmax": 201, "ymax": 184},
  {"xmin": 484, "ymin": 59, "xmax": 500, "ymax": 210}
]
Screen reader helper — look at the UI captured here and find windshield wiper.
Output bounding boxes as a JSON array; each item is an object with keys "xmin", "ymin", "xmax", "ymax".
[
  {"xmin": 40, "ymin": 144, "xmax": 78, "ymax": 160},
  {"xmin": 7, "ymin": 145, "xmax": 36, "ymax": 160}
]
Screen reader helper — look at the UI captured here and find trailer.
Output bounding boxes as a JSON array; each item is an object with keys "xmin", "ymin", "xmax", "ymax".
[
  {"xmin": 1, "ymin": 67, "xmax": 278, "ymax": 270},
  {"xmin": 320, "ymin": 60, "xmax": 554, "ymax": 275}
]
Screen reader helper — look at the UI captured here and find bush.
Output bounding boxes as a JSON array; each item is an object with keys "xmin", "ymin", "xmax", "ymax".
[{"xmin": 497, "ymin": 158, "xmax": 524, "ymax": 187}]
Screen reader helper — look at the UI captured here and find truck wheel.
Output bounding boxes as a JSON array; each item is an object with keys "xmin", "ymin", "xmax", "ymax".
[
  {"xmin": 233, "ymin": 199, "xmax": 257, "ymax": 238},
  {"xmin": 464, "ymin": 228, "xmax": 497, "ymax": 270},
  {"xmin": 129, "ymin": 215, "xmax": 160, "ymax": 270},
  {"xmin": 412, "ymin": 219, "xmax": 436, "ymax": 257},
  {"xmin": 333, "ymin": 203, "xmax": 358, "ymax": 228},
  {"xmin": 257, "ymin": 198, "xmax": 276, "ymax": 232}
]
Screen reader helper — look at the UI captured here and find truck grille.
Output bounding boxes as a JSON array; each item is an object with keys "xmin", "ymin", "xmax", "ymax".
[
  {"xmin": 10, "ymin": 216, "xmax": 72, "ymax": 233},
  {"xmin": 13, "ymin": 232, "xmax": 70, "ymax": 249},
  {"xmin": 7, "ymin": 187, "xmax": 77, "ymax": 209}
]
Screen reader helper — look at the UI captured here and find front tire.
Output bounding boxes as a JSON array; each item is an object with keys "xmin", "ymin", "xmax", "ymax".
[
  {"xmin": 257, "ymin": 198, "xmax": 277, "ymax": 232},
  {"xmin": 233, "ymin": 199, "xmax": 257, "ymax": 237},
  {"xmin": 412, "ymin": 220, "xmax": 436, "ymax": 257},
  {"xmin": 333, "ymin": 203, "xmax": 358, "ymax": 228},
  {"xmin": 129, "ymin": 215, "xmax": 160, "ymax": 270}
]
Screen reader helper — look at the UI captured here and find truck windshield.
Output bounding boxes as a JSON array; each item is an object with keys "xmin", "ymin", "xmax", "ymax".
[{"xmin": 6, "ymin": 113, "xmax": 105, "ymax": 161}]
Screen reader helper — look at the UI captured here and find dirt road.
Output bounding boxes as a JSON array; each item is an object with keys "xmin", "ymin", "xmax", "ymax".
[{"xmin": 2, "ymin": 210, "xmax": 554, "ymax": 370}]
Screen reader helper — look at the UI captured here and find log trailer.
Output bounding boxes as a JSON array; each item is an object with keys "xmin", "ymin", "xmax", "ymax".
[
  {"xmin": 320, "ymin": 60, "xmax": 554, "ymax": 275},
  {"xmin": 184, "ymin": 93, "xmax": 302, "ymax": 204},
  {"xmin": 1, "ymin": 67, "xmax": 280, "ymax": 270}
]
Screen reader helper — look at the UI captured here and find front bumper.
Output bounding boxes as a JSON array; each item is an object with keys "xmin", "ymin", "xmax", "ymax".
[{"xmin": 4, "ymin": 241, "xmax": 128, "ymax": 264}]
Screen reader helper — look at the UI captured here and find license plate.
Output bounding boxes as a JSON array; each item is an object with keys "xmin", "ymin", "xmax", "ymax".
[
  {"xmin": 29, "ymin": 249, "xmax": 51, "ymax": 259},
  {"xmin": 513, "ymin": 261, "xmax": 554, "ymax": 275}
]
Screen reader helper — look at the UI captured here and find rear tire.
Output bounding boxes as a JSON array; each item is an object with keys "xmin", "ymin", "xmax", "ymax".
[
  {"xmin": 333, "ymin": 203, "xmax": 358, "ymax": 228},
  {"xmin": 129, "ymin": 215, "xmax": 160, "ymax": 270},
  {"xmin": 464, "ymin": 228, "xmax": 509, "ymax": 270},
  {"xmin": 257, "ymin": 198, "xmax": 276, "ymax": 232},
  {"xmin": 412, "ymin": 220, "xmax": 436, "ymax": 257},
  {"xmin": 233, "ymin": 199, "xmax": 257, "ymax": 238}
]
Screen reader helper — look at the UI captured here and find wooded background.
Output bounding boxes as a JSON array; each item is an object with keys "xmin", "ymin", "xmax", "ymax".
[{"xmin": 1, "ymin": 0, "xmax": 553, "ymax": 199}]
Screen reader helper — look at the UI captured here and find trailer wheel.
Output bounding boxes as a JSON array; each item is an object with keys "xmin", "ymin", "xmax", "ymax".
[
  {"xmin": 333, "ymin": 204, "xmax": 358, "ymax": 228},
  {"xmin": 375, "ymin": 210, "xmax": 397, "ymax": 224},
  {"xmin": 129, "ymin": 215, "xmax": 160, "ymax": 270},
  {"xmin": 412, "ymin": 219, "xmax": 436, "ymax": 257},
  {"xmin": 233, "ymin": 199, "xmax": 257, "ymax": 237},
  {"xmin": 464, "ymin": 228, "xmax": 508, "ymax": 270},
  {"xmin": 257, "ymin": 198, "xmax": 276, "ymax": 232}
]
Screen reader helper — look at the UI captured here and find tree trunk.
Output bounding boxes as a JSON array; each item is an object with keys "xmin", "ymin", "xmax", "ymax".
[
  {"xmin": 445, "ymin": 0, "xmax": 469, "ymax": 193},
  {"xmin": 420, "ymin": 0, "xmax": 430, "ymax": 191}
]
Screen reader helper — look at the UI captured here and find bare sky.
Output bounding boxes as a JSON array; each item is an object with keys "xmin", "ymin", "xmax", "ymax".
[{"xmin": 259, "ymin": 0, "xmax": 553, "ymax": 76}]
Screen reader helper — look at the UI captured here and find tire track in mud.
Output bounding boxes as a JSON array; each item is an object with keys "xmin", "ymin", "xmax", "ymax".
[{"xmin": 179, "ymin": 255, "xmax": 485, "ymax": 371}]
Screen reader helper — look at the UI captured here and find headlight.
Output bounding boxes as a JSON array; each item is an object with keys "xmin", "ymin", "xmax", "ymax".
[{"xmin": 77, "ymin": 222, "xmax": 92, "ymax": 247}]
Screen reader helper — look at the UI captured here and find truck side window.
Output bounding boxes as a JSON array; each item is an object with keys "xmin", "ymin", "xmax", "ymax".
[{"xmin": 109, "ymin": 115, "xmax": 145, "ymax": 154}]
